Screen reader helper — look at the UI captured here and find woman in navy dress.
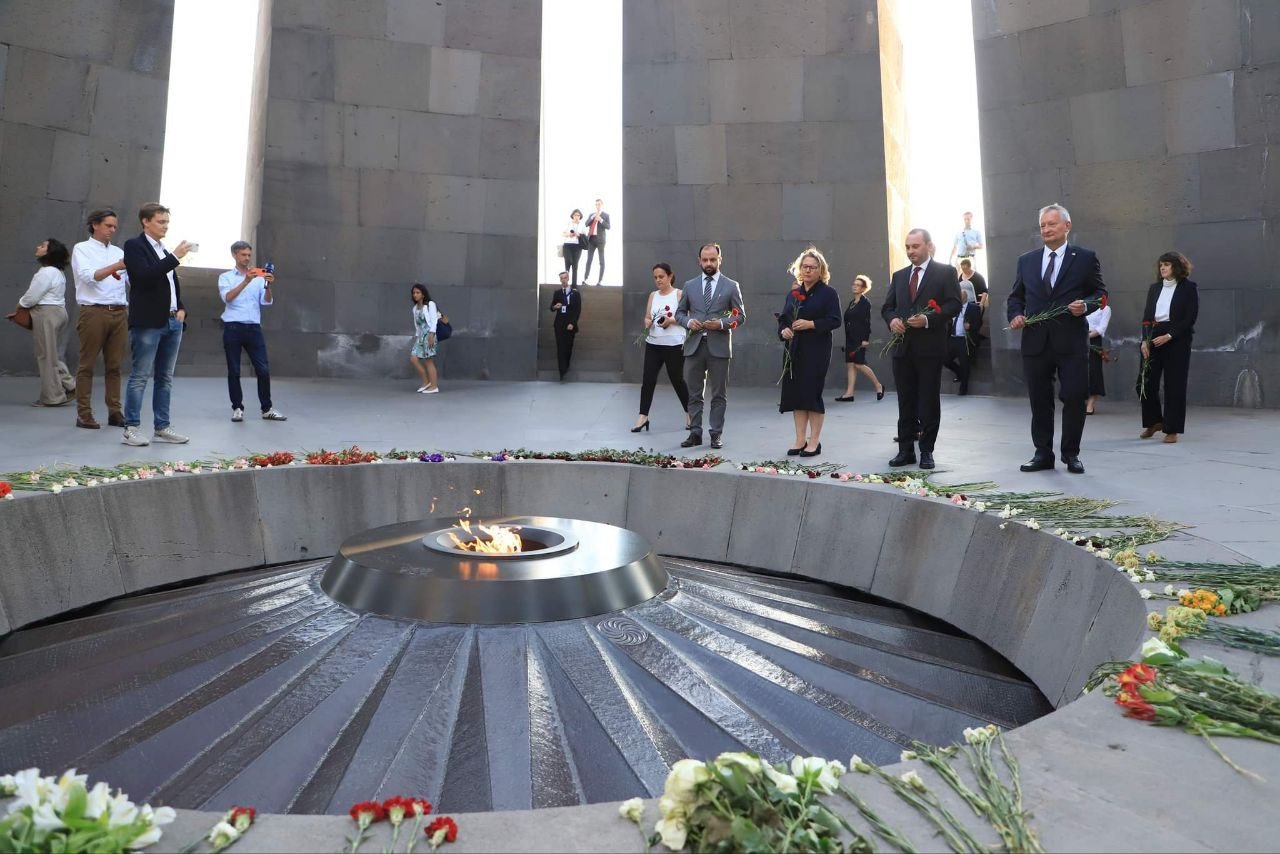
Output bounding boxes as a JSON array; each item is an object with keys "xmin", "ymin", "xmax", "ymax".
[{"xmin": 777, "ymin": 246, "xmax": 842, "ymax": 457}]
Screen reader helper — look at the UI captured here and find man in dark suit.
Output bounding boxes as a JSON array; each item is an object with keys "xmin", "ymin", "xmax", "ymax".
[
  {"xmin": 676, "ymin": 242, "xmax": 746, "ymax": 450},
  {"xmin": 121, "ymin": 202, "xmax": 193, "ymax": 447},
  {"xmin": 881, "ymin": 229, "xmax": 961, "ymax": 470},
  {"xmin": 549, "ymin": 271, "xmax": 581, "ymax": 380},
  {"xmin": 943, "ymin": 290, "xmax": 983, "ymax": 395},
  {"xmin": 581, "ymin": 198, "xmax": 610, "ymax": 285},
  {"xmin": 1007, "ymin": 203, "xmax": 1108, "ymax": 474}
]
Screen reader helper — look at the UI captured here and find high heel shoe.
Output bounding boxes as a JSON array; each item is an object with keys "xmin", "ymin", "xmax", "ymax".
[
  {"xmin": 799, "ymin": 443, "xmax": 822, "ymax": 458},
  {"xmin": 876, "ymin": 386, "xmax": 885, "ymax": 401},
  {"xmin": 631, "ymin": 418, "xmax": 650, "ymax": 433}
]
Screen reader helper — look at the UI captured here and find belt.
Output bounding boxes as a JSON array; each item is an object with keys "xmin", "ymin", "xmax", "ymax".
[{"xmin": 82, "ymin": 304, "xmax": 126, "ymax": 310}]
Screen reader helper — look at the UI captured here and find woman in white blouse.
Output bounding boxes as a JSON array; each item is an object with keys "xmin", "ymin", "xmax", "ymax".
[
  {"xmin": 14, "ymin": 239, "xmax": 76, "ymax": 406},
  {"xmin": 409, "ymin": 283, "xmax": 441, "ymax": 394},
  {"xmin": 1085, "ymin": 299, "xmax": 1112, "ymax": 414},
  {"xmin": 1139, "ymin": 252, "xmax": 1199, "ymax": 443},
  {"xmin": 562, "ymin": 209, "xmax": 586, "ymax": 286},
  {"xmin": 632, "ymin": 262, "xmax": 690, "ymax": 432}
]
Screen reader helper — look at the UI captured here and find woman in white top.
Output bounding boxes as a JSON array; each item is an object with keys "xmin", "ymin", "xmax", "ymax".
[
  {"xmin": 632, "ymin": 263, "xmax": 690, "ymax": 432},
  {"xmin": 562, "ymin": 209, "xmax": 585, "ymax": 286},
  {"xmin": 409, "ymin": 283, "xmax": 441, "ymax": 394},
  {"xmin": 15, "ymin": 239, "xmax": 76, "ymax": 406},
  {"xmin": 1085, "ymin": 299, "xmax": 1112, "ymax": 414}
]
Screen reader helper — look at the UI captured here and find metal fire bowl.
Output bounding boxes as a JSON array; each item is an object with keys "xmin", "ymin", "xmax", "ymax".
[{"xmin": 320, "ymin": 516, "xmax": 668, "ymax": 624}]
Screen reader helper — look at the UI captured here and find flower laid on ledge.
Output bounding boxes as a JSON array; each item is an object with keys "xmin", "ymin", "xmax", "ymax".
[
  {"xmin": 306, "ymin": 445, "xmax": 381, "ymax": 465},
  {"xmin": 1149, "ymin": 605, "xmax": 1280, "ymax": 656},
  {"xmin": 424, "ymin": 816, "xmax": 458, "ymax": 849},
  {"xmin": 474, "ymin": 448, "xmax": 724, "ymax": 469},
  {"xmin": 186, "ymin": 805, "xmax": 256, "ymax": 853},
  {"xmin": 249, "ymin": 451, "xmax": 295, "ymax": 468},
  {"xmin": 740, "ymin": 459, "xmax": 841, "ymax": 478},
  {"xmin": 341, "ymin": 796, "xmax": 435, "ymax": 853},
  {"xmin": 1, "ymin": 481, "xmax": 13, "ymax": 500},
  {"xmin": 0, "ymin": 768, "xmax": 175, "ymax": 852}
]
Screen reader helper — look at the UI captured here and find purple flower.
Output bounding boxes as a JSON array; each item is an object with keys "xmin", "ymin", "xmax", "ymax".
[
  {"xmin": 490, "ymin": 453, "xmax": 507, "ymax": 462},
  {"xmin": 419, "ymin": 453, "xmax": 446, "ymax": 463}
]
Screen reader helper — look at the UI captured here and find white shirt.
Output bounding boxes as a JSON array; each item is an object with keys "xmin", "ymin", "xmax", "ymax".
[
  {"xmin": 952, "ymin": 304, "xmax": 969, "ymax": 336},
  {"xmin": 19, "ymin": 266, "xmax": 67, "ymax": 307},
  {"xmin": 1154, "ymin": 279, "xmax": 1177, "ymax": 322},
  {"xmin": 71, "ymin": 239, "xmax": 128, "ymax": 305},
  {"xmin": 647, "ymin": 289, "xmax": 684, "ymax": 346},
  {"xmin": 218, "ymin": 268, "xmax": 272, "ymax": 324},
  {"xmin": 1086, "ymin": 304, "xmax": 1111, "ymax": 337},
  {"xmin": 412, "ymin": 301, "xmax": 439, "ymax": 334},
  {"xmin": 1040, "ymin": 245, "xmax": 1065, "ymax": 287},
  {"xmin": 563, "ymin": 221, "xmax": 583, "ymax": 243},
  {"xmin": 146, "ymin": 235, "xmax": 178, "ymax": 311},
  {"xmin": 907, "ymin": 259, "xmax": 930, "ymax": 326}
]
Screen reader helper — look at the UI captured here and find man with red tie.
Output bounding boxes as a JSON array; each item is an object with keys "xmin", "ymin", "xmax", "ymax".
[
  {"xmin": 582, "ymin": 198, "xmax": 610, "ymax": 286},
  {"xmin": 881, "ymin": 229, "xmax": 961, "ymax": 470}
]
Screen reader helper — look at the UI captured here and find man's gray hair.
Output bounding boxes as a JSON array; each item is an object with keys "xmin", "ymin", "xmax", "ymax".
[
  {"xmin": 907, "ymin": 227, "xmax": 932, "ymax": 244},
  {"xmin": 1037, "ymin": 203, "xmax": 1071, "ymax": 224},
  {"xmin": 230, "ymin": 240, "xmax": 252, "ymax": 253}
]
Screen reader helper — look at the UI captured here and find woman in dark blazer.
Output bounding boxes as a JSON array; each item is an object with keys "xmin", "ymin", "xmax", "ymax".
[
  {"xmin": 835, "ymin": 274, "xmax": 884, "ymax": 402},
  {"xmin": 1138, "ymin": 251, "xmax": 1199, "ymax": 443},
  {"xmin": 777, "ymin": 247, "xmax": 842, "ymax": 457}
]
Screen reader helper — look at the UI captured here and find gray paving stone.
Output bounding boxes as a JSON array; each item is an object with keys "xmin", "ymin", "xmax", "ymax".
[
  {"xmin": 693, "ymin": 183, "xmax": 783, "ymax": 242},
  {"xmin": 427, "ymin": 174, "xmax": 487, "ymax": 234},
  {"xmin": 482, "ymin": 179, "xmax": 538, "ymax": 237},
  {"xmin": 782, "ymin": 183, "xmax": 834, "ymax": 241},
  {"xmin": 801, "ymin": 53, "xmax": 882, "ymax": 122},
  {"xmin": 725, "ymin": 473, "xmax": 807, "ymax": 569},
  {"xmin": 727, "ymin": 0, "xmax": 828, "ymax": 58},
  {"xmin": 256, "ymin": 461, "xmax": 404, "ymax": 562},
  {"xmin": 46, "ymin": 130, "xmax": 92, "ymax": 203},
  {"xmin": 672, "ymin": 0, "xmax": 731, "ymax": 60},
  {"xmin": 478, "ymin": 117, "xmax": 539, "ymax": 181},
  {"xmin": 868, "ymin": 496, "xmax": 979, "ymax": 622},
  {"xmin": 972, "ymin": 0, "xmax": 1090, "ymax": 39},
  {"xmin": 1196, "ymin": 145, "xmax": 1265, "ymax": 220},
  {"xmin": 973, "ymin": 34, "xmax": 1023, "ymax": 110},
  {"xmin": 1018, "ymin": 15, "xmax": 1126, "ymax": 103},
  {"xmin": 623, "ymin": 185, "xmax": 695, "ymax": 242},
  {"xmin": 358, "ymin": 168, "xmax": 431, "ymax": 229},
  {"xmin": 88, "ymin": 65, "xmax": 167, "ymax": 146},
  {"xmin": 978, "ymin": 99, "xmax": 1076, "ymax": 176},
  {"xmin": 624, "ymin": 60, "xmax": 710, "ymax": 126},
  {"xmin": 673, "ymin": 123, "xmax": 727, "ymax": 185},
  {"xmin": 261, "ymin": 161, "xmax": 360, "ymax": 226},
  {"xmin": 397, "ymin": 110, "xmax": 481, "ymax": 176}
]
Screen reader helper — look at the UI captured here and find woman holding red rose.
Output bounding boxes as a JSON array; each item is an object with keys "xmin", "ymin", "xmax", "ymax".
[
  {"xmin": 777, "ymin": 247, "xmax": 842, "ymax": 457},
  {"xmin": 633, "ymin": 262, "xmax": 690, "ymax": 432}
]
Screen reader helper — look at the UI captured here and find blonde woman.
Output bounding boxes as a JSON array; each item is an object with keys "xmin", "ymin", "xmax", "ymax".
[
  {"xmin": 835, "ymin": 275, "xmax": 884, "ymax": 402},
  {"xmin": 776, "ymin": 247, "xmax": 842, "ymax": 457}
]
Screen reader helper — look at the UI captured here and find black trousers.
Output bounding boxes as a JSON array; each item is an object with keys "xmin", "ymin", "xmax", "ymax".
[
  {"xmin": 639, "ymin": 342, "xmax": 689, "ymax": 416},
  {"xmin": 584, "ymin": 238, "xmax": 605, "ymax": 282},
  {"xmin": 223, "ymin": 321, "xmax": 271, "ymax": 412},
  {"xmin": 562, "ymin": 244, "xmax": 582, "ymax": 285},
  {"xmin": 1139, "ymin": 333, "xmax": 1191, "ymax": 433},
  {"xmin": 1088, "ymin": 341, "xmax": 1106, "ymax": 396},
  {"xmin": 943, "ymin": 336, "xmax": 970, "ymax": 392},
  {"xmin": 1023, "ymin": 348, "xmax": 1088, "ymax": 459},
  {"xmin": 554, "ymin": 325, "xmax": 576, "ymax": 378},
  {"xmin": 891, "ymin": 356, "xmax": 943, "ymax": 452}
]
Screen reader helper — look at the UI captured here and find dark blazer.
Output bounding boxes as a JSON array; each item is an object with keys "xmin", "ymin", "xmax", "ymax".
[
  {"xmin": 1142, "ymin": 279, "xmax": 1199, "ymax": 340},
  {"xmin": 584, "ymin": 210, "xmax": 610, "ymax": 244},
  {"xmin": 952, "ymin": 301, "xmax": 983, "ymax": 336},
  {"xmin": 1006, "ymin": 244, "xmax": 1106, "ymax": 358},
  {"xmin": 549, "ymin": 286, "xmax": 582, "ymax": 329},
  {"xmin": 123, "ymin": 233, "xmax": 184, "ymax": 330},
  {"xmin": 880, "ymin": 260, "xmax": 962, "ymax": 359},
  {"xmin": 843, "ymin": 297, "xmax": 871, "ymax": 350}
]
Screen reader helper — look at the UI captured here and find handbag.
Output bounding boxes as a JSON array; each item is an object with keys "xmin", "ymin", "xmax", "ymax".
[
  {"xmin": 435, "ymin": 313, "xmax": 452, "ymax": 342},
  {"xmin": 6, "ymin": 305, "xmax": 33, "ymax": 331},
  {"xmin": 556, "ymin": 244, "xmax": 564, "ymax": 258},
  {"xmin": 577, "ymin": 234, "xmax": 589, "ymax": 248}
]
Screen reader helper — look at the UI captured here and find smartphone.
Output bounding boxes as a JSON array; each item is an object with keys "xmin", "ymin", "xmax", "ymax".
[{"xmin": 188, "ymin": 242, "xmax": 200, "ymax": 253}]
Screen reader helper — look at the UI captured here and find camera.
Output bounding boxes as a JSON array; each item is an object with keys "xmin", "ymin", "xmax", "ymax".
[{"xmin": 263, "ymin": 262, "xmax": 275, "ymax": 275}]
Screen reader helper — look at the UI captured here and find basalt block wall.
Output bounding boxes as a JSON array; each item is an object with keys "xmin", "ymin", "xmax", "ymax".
[
  {"xmin": 972, "ymin": 0, "xmax": 1280, "ymax": 408},
  {"xmin": 0, "ymin": 0, "xmax": 174, "ymax": 377},
  {"xmin": 237, "ymin": 0, "xmax": 543, "ymax": 381},
  {"xmin": 619, "ymin": 0, "xmax": 902, "ymax": 387}
]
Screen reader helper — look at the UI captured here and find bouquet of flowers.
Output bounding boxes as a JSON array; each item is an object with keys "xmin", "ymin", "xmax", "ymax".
[
  {"xmin": 1007, "ymin": 293, "xmax": 1107, "ymax": 330},
  {"xmin": 0, "ymin": 768, "xmax": 175, "ymax": 852}
]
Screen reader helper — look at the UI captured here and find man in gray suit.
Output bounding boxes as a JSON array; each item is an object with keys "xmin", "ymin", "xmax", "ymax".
[{"xmin": 676, "ymin": 243, "xmax": 747, "ymax": 450}]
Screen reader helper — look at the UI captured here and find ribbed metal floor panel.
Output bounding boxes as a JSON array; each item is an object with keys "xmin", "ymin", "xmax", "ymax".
[{"xmin": 0, "ymin": 559, "xmax": 1050, "ymax": 814}]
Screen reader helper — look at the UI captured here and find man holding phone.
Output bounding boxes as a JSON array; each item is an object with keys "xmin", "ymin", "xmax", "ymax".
[{"xmin": 219, "ymin": 241, "xmax": 286, "ymax": 422}]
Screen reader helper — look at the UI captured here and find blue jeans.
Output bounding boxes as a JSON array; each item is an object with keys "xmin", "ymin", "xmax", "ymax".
[
  {"xmin": 223, "ymin": 322, "xmax": 272, "ymax": 411},
  {"xmin": 124, "ymin": 317, "xmax": 182, "ymax": 429}
]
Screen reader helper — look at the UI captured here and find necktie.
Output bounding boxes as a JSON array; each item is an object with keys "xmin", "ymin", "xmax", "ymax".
[
  {"xmin": 704, "ymin": 275, "xmax": 714, "ymax": 308},
  {"xmin": 589, "ymin": 216, "xmax": 597, "ymax": 236},
  {"xmin": 1042, "ymin": 251, "xmax": 1057, "ymax": 290},
  {"xmin": 908, "ymin": 267, "xmax": 920, "ymax": 303}
]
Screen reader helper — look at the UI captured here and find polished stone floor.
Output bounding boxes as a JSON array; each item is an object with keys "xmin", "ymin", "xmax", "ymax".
[{"xmin": 4, "ymin": 376, "xmax": 1276, "ymax": 564}]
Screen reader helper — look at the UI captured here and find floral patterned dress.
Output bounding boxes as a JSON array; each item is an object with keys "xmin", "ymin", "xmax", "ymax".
[{"xmin": 411, "ymin": 302, "xmax": 438, "ymax": 358}]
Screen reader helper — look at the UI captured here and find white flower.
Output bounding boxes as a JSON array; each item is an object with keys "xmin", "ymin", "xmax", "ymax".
[
  {"xmin": 790, "ymin": 755, "xmax": 828, "ymax": 779},
  {"xmin": 32, "ymin": 801, "xmax": 66, "ymax": 832},
  {"xmin": 86, "ymin": 479, "xmax": 99, "ymax": 487},
  {"xmin": 50, "ymin": 483, "xmax": 63, "ymax": 494},
  {"xmin": 899, "ymin": 770, "xmax": 926, "ymax": 791},
  {"xmin": 208, "ymin": 820, "xmax": 239, "ymax": 848},
  {"xmin": 657, "ymin": 795, "xmax": 682, "ymax": 819},
  {"xmin": 618, "ymin": 797, "xmax": 644, "ymax": 824},
  {"xmin": 963, "ymin": 724, "xmax": 999, "ymax": 745},
  {"xmin": 663, "ymin": 759, "xmax": 711, "ymax": 804},
  {"xmin": 764, "ymin": 765, "xmax": 798, "ymax": 795},
  {"xmin": 655, "ymin": 816, "xmax": 688, "ymax": 851},
  {"xmin": 162, "ymin": 468, "xmax": 174, "ymax": 477},
  {"xmin": 62, "ymin": 478, "xmax": 78, "ymax": 488},
  {"xmin": 1022, "ymin": 519, "xmax": 1041, "ymax": 530},
  {"xmin": 714, "ymin": 752, "xmax": 763, "ymax": 777},
  {"xmin": 1178, "ymin": 588, "xmax": 1191, "ymax": 599},
  {"xmin": 973, "ymin": 501, "xmax": 987, "ymax": 512},
  {"xmin": 0, "ymin": 773, "xmax": 16, "ymax": 796},
  {"xmin": 1140, "ymin": 589, "xmax": 1153, "ymax": 599},
  {"xmin": 1083, "ymin": 542, "xmax": 1097, "ymax": 553},
  {"xmin": 899, "ymin": 750, "xmax": 917, "ymax": 762},
  {"xmin": 2, "ymin": 493, "xmax": 13, "ymax": 500},
  {"xmin": 1143, "ymin": 570, "xmax": 1156, "ymax": 582},
  {"xmin": 84, "ymin": 781, "xmax": 111, "ymax": 820},
  {"xmin": 1164, "ymin": 585, "xmax": 1175, "ymax": 596},
  {"xmin": 1097, "ymin": 548, "xmax": 1112, "ymax": 560},
  {"xmin": 9, "ymin": 768, "xmax": 50, "ymax": 810},
  {"xmin": 999, "ymin": 522, "xmax": 1008, "ymax": 530},
  {"xmin": 849, "ymin": 755, "xmax": 872, "ymax": 773},
  {"xmin": 1141, "ymin": 637, "xmax": 1179, "ymax": 661}
]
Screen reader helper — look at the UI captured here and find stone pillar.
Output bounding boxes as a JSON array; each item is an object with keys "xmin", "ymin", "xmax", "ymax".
[
  {"xmin": 973, "ymin": 0, "xmax": 1279, "ymax": 407},
  {"xmin": 256, "ymin": 0, "xmax": 542, "ymax": 380},
  {"xmin": 621, "ymin": 0, "xmax": 902, "ymax": 386},
  {"xmin": 0, "ymin": 1, "xmax": 174, "ymax": 375}
]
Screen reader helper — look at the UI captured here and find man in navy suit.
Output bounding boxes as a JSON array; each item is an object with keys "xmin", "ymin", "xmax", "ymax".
[
  {"xmin": 120, "ymin": 203, "xmax": 194, "ymax": 447},
  {"xmin": 881, "ymin": 228, "xmax": 962, "ymax": 470},
  {"xmin": 944, "ymin": 289, "xmax": 983, "ymax": 396},
  {"xmin": 1007, "ymin": 204, "xmax": 1108, "ymax": 474},
  {"xmin": 549, "ymin": 270, "xmax": 581, "ymax": 380}
]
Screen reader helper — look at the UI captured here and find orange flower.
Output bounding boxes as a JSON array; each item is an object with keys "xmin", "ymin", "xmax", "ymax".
[
  {"xmin": 1115, "ymin": 689, "xmax": 1156, "ymax": 721},
  {"xmin": 1117, "ymin": 663, "xmax": 1157, "ymax": 690}
]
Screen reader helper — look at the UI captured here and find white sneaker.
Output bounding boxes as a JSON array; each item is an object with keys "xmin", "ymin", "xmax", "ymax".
[
  {"xmin": 231, "ymin": 407, "xmax": 244, "ymax": 422},
  {"xmin": 261, "ymin": 408, "xmax": 287, "ymax": 421},
  {"xmin": 153, "ymin": 426, "xmax": 190, "ymax": 444},
  {"xmin": 423, "ymin": 387, "xmax": 440, "ymax": 394},
  {"xmin": 121, "ymin": 426, "xmax": 150, "ymax": 446},
  {"xmin": 416, "ymin": 386, "xmax": 429, "ymax": 393}
]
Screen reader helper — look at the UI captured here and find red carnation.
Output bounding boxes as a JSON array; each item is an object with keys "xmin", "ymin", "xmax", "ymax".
[
  {"xmin": 228, "ymin": 806, "xmax": 256, "ymax": 832},
  {"xmin": 1141, "ymin": 320, "xmax": 1154, "ymax": 327},
  {"xmin": 426, "ymin": 816, "xmax": 459, "ymax": 846},
  {"xmin": 0, "ymin": 482, "xmax": 11, "ymax": 498},
  {"xmin": 1099, "ymin": 294, "xmax": 1108, "ymax": 308},
  {"xmin": 731, "ymin": 307, "xmax": 740, "ymax": 317},
  {"xmin": 350, "ymin": 800, "xmax": 385, "ymax": 828},
  {"xmin": 382, "ymin": 795, "xmax": 416, "ymax": 826},
  {"xmin": 1117, "ymin": 663, "xmax": 1157, "ymax": 688},
  {"xmin": 927, "ymin": 299, "xmax": 940, "ymax": 312}
]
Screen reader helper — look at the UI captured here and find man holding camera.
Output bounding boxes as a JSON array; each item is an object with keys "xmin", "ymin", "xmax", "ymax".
[{"xmin": 218, "ymin": 241, "xmax": 286, "ymax": 422}]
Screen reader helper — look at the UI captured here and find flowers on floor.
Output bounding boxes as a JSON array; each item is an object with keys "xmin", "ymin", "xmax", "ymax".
[
  {"xmin": 740, "ymin": 459, "xmax": 841, "ymax": 478},
  {"xmin": 185, "ymin": 805, "xmax": 256, "ymax": 853},
  {"xmin": 0, "ymin": 768, "xmax": 175, "ymax": 852},
  {"xmin": 0, "ymin": 482, "xmax": 11, "ymax": 500},
  {"xmin": 1148, "ymin": 606, "xmax": 1280, "ymax": 656},
  {"xmin": 249, "ymin": 451, "xmax": 294, "ymax": 467},
  {"xmin": 305, "ymin": 445, "xmax": 382, "ymax": 465},
  {"xmin": 474, "ymin": 448, "xmax": 724, "ymax": 469}
]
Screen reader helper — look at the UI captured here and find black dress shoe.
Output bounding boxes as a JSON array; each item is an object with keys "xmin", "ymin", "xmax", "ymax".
[
  {"xmin": 680, "ymin": 433, "xmax": 702, "ymax": 448},
  {"xmin": 799, "ymin": 443, "xmax": 821, "ymax": 458},
  {"xmin": 919, "ymin": 451, "xmax": 934, "ymax": 469},
  {"xmin": 76, "ymin": 417, "xmax": 101, "ymax": 430},
  {"xmin": 709, "ymin": 433, "xmax": 723, "ymax": 450},
  {"xmin": 107, "ymin": 411, "xmax": 125, "ymax": 427},
  {"xmin": 786, "ymin": 446, "xmax": 805, "ymax": 456},
  {"xmin": 1019, "ymin": 456, "xmax": 1055, "ymax": 472},
  {"xmin": 888, "ymin": 451, "xmax": 916, "ymax": 467},
  {"xmin": 1064, "ymin": 457, "xmax": 1085, "ymax": 474},
  {"xmin": 835, "ymin": 395, "xmax": 855, "ymax": 402}
]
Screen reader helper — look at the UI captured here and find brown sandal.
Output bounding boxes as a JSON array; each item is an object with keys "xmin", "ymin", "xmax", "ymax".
[{"xmin": 1139, "ymin": 423, "xmax": 1163, "ymax": 439}]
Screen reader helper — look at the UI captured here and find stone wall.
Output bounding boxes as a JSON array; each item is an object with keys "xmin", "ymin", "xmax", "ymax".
[
  {"xmin": 0, "ymin": 0, "xmax": 174, "ymax": 376},
  {"xmin": 619, "ymin": 0, "xmax": 899, "ymax": 386},
  {"xmin": 240, "ymin": 0, "xmax": 543, "ymax": 381},
  {"xmin": 972, "ymin": 0, "xmax": 1280, "ymax": 407}
]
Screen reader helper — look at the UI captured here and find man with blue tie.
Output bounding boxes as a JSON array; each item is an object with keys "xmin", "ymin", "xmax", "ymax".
[
  {"xmin": 1007, "ymin": 204, "xmax": 1108, "ymax": 474},
  {"xmin": 676, "ymin": 243, "xmax": 746, "ymax": 450}
]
